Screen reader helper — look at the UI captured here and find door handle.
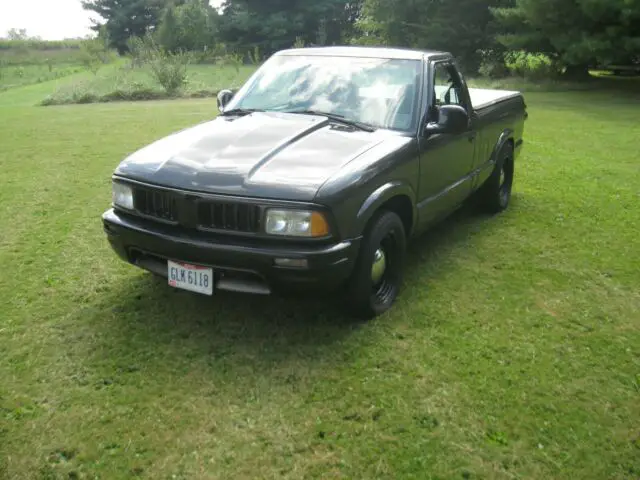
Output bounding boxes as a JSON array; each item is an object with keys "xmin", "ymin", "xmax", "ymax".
[{"xmin": 468, "ymin": 132, "xmax": 477, "ymax": 142}]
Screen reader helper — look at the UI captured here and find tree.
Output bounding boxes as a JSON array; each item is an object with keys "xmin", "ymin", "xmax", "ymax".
[
  {"xmin": 492, "ymin": 0, "xmax": 640, "ymax": 77},
  {"xmin": 175, "ymin": 0, "xmax": 219, "ymax": 51},
  {"xmin": 7, "ymin": 28, "xmax": 29, "ymax": 40},
  {"xmin": 82, "ymin": 0, "xmax": 170, "ymax": 53},
  {"xmin": 156, "ymin": 0, "xmax": 219, "ymax": 53},
  {"xmin": 157, "ymin": 3, "xmax": 180, "ymax": 52},
  {"xmin": 353, "ymin": 0, "xmax": 510, "ymax": 73},
  {"xmin": 298, "ymin": 0, "xmax": 364, "ymax": 46},
  {"xmin": 218, "ymin": 0, "xmax": 363, "ymax": 55}
]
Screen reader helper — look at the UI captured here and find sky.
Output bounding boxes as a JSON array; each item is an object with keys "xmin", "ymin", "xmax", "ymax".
[{"xmin": 0, "ymin": 0, "xmax": 224, "ymax": 40}]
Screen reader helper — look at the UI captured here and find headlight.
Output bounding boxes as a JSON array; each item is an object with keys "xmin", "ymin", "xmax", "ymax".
[
  {"xmin": 112, "ymin": 182, "xmax": 134, "ymax": 210},
  {"xmin": 265, "ymin": 209, "xmax": 330, "ymax": 237}
]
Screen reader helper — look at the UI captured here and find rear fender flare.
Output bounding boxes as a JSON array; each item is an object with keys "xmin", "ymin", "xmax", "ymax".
[
  {"xmin": 474, "ymin": 129, "xmax": 514, "ymax": 190},
  {"xmin": 355, "ymin": 181, "xmax": 416, "ymax": 236},
  {"xmin": 492, "ymin": 129, "xmax": 515, "ymax": 167}
]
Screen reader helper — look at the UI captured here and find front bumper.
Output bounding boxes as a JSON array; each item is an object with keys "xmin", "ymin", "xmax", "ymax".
[{"xmin": 102, "ymin": 208, "xmax": 361, "ymax": 295}]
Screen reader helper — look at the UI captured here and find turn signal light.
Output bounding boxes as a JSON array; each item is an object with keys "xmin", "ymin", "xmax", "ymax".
[{"xmin": 310, "ymin": 211, "xmax": 330, "ymax": 237}]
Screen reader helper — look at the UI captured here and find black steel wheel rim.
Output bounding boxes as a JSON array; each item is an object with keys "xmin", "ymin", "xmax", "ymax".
[
  {"xmin": 499, "ymin": 155, "xmax": 513, "ymax": 206},
  {"xmin": 371, "ymin": 231, "xmax": 399, "ymax": 305}
]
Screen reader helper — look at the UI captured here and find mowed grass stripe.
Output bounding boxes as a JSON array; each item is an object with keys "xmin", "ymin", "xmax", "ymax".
[{"xmin": 0, "ymin": 99, "xmax": 217, "ymax": 272}]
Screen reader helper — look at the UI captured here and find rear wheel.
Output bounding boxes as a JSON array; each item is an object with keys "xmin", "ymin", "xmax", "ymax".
[
  {"xmin": 476, "ymin": 142, "xmax": 514, "ymax": 213},
  {"xmin": 347, "ymin": 210, "xmax": 406, "ymax": 319}
]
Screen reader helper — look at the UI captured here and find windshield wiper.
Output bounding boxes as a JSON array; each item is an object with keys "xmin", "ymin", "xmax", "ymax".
[
  {"xmin": 220, "ymin": 108, "xmax": 264, "ymax": 117},
  {"xmin": 285, "ymin": 110, "xmax": 376, "ymax": 132}
]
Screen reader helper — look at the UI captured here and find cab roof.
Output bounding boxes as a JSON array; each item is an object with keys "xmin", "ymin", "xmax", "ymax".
[{"xmin": 275, "ymin": 46, "xmax": 450, "ymax": 61}]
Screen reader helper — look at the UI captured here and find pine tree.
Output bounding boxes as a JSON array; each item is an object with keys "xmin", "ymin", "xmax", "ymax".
[
  {"xmin": 355, "ymin": 0, "xmax": 511, "ymax": 73},
  {"xmin": 219, "ymin": 0, "xmax": 363, "ymax": 55},
  {"xmin": 82, "ymin": 0, "xmax": 168, "ymax": 53},
  {"xmin": 157, "ymin": 4, "xmax": 179, "ymax": 52},
  {"xmin": 492, "ymin": 0, "xmax": 640, "ymax": 77}
]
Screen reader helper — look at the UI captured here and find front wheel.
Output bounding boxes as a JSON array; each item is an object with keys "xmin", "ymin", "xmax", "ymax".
[{"xmin": 346, "ymin": 210, "xmax": 406, "ymax": 319}]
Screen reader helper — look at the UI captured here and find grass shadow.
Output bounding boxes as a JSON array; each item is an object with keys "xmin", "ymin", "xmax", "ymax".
[
  {"xmin": 81, "ymin": 198, "xmax": 509, "ymax": 375},
  {"xmin": 404, "ymin": 197, "xmax": 513, "ymax": 274}
]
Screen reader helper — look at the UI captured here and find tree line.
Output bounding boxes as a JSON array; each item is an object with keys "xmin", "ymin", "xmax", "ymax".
[{"xmin": 81, "ymin": 0, "xmax": 640, "ymax": 77}]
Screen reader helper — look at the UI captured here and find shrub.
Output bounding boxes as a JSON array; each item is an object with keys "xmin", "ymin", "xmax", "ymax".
[
  {"xmin": 479, "ymin": 60, "xmax": 508, "ymax": 79},
  {"xmin": 189, "ymin": 43, "xmax": 228, "ymax": 65},
  {"xmin": 126, "ymin": 34, "xmax": 191, "ymax": 95},
  {"xmin": 101, "ymin": 89, "xmax": 165, "ymax": 102},
  {"xmin": 78, "ymin": 38, "xmax": 113, "ymax": 75},
  {"xmin": 126, "ymin": 36, "xmax": 148, "ymax": 68},
  {"xmin": 504, "ymin": 51, "xmax": 559, "ymax": 80},
  {"xmin": 222, "ymin": 53, "xmax": 243, "ymax": 73},
  {"xmin": 41, "ymin": 89, "xmax": 98, "ymax": 106},
  {"xmin": 75, "ymin": 92, "xmax": 99, "ymax": 104},
  {"xmin": 478, "ymin": 50, "xmax": 510, "ymax": 79},
  {"xmin": 148, "ymin": 49, "xmax": 191, "ymax": 95},
  {"xmin": 247, "ymin": 46, "xmax": 262, "ymax": 66},
  {"xmin": 187, "ymin": 89, "xmax": 217, "ymax": 98}
]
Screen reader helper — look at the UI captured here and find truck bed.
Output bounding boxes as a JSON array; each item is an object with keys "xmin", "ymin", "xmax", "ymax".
[{"xmin": 468, "ymin": 87, "xmax": 522, "ymax": 110}]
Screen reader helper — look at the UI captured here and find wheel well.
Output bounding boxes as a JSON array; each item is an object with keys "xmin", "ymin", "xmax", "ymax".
[
  {"xmin": 379, "ymin": 195, "xmax": 413, "ymax": 236},
  {"xmin": 492, "ymin": 138, "xmax": 514, "ymax": 166},
  {"xmin": 494, "ymin": 137, "xmax": 514, "ymax": 160},
  {"xmin": 505, "ymin": 138, "xmax": 515, "ymax": 163}
]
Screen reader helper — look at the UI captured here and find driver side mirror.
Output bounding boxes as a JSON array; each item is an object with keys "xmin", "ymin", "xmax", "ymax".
[
  {"xmin": 217, "ymin": 89, "xmax": 234, "ymax": 113},
  {"xmin": 425, "ymin": 104, "xmax": 469, "ymax": 135}
]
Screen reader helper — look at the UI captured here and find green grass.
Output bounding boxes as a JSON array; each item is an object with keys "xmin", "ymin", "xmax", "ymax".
[
  {"xmin": 41, "ymin": 63, "xmax": 257, "ymax": 106},
  {"xmin": 1, "ymin": 79, "xmax": 639, "ymax": 479}
]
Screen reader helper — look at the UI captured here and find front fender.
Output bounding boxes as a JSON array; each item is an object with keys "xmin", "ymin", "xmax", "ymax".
[{"xmin": 355, "ymin": 181, "xmax": 416, "ymax": 236}]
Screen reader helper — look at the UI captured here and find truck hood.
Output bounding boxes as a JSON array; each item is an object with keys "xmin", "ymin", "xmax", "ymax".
[{"xmin": 115, "ymin": 111, "xmax": 398, "ymax": 202}]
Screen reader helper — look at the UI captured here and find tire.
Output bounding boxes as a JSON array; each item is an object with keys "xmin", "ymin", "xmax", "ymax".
[
  {"xmin": 476, "ymin": 142, "xmax": 515, "ymax": 214},
  {"xmin": 346, "ymin": 210, "xmax": 406, "ymax": 319}
]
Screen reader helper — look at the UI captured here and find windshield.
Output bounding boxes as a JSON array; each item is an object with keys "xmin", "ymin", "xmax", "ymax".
[{"xmin": 227, "ymin": 54, "xmax": 423, "ymax": 132}]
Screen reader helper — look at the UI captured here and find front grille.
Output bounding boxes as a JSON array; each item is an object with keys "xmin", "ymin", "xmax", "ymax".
[
  {"xmin": 133, "ymin": 187, "xmax": 179, "ymax": 222},
  {"xmin": 129, "ymin": 183, "xmax": 262, "ymax": 233},
  {"xmin": 197, "ymin": 200, "xmax": 261, "ymax": 233}
]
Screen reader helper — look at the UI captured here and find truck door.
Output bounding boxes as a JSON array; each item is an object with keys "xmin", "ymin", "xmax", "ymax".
[{"xmin": 416, "ymin": 60, "xmax": 476, "ymax": 228}]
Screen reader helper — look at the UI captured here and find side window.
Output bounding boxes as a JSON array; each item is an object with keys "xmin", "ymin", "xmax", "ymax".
[{"xmin": 433, "ymin": 63, "xmax": 464, "ymax": 108}]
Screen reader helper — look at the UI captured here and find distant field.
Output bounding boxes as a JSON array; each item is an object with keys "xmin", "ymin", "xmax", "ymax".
[
  {"xmin": 41, "ymin": 63, "xmax": 257, "ymax": 105},
  {"xmin": 0, "ymin": 41, "xmax": 87, "ymax": 92},
  {"xmin": 0, "ymin": 40, "xmax": 83, "ymax": 66},
  {"xmin": 1, "ymin": 74, "xmax": 639, "ymax": 479},
  {"xmin": 0, "ymin": 38, "xmax": 83, "ymax": 51},
  {"xmin": 0, "ymin": 48, "xmax": 85, "ymax": 66},
  {"xmin": 0, "ymin": 64, "xmax": 85, "ymax": 92}
]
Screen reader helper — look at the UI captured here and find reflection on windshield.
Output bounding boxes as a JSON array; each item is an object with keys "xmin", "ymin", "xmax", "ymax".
[{"xmin": 229, "ymin": 55, "xmax": 422, "ymax": 132}]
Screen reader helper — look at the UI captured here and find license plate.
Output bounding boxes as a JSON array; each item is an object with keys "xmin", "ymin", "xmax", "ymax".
[{"xmin": 167, "ymin": 260, "xmax": 214, "ymax": 296}]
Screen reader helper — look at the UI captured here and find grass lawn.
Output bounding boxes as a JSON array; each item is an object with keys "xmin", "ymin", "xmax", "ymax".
[{"xmin": 1, "ymin": 80, "xmax": 639, "ymax": 479}]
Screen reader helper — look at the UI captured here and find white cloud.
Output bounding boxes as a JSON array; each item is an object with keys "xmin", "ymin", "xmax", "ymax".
[{"xmin": 0, "ymin": 0, "xmax": 225, "ymax": 40}]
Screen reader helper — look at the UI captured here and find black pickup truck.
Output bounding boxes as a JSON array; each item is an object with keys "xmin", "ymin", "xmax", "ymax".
[{"xmin": 103, "ymin": 46, "xmax": 527, "ymax": 318}]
